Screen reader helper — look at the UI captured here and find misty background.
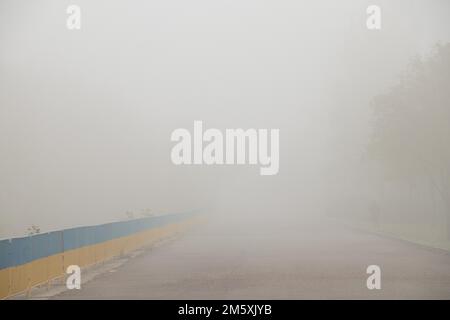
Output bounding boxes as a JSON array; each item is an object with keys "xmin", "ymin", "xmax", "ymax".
[{"xmin": 1, "ymin": 0, "xmax": 450, "ymax": 243}]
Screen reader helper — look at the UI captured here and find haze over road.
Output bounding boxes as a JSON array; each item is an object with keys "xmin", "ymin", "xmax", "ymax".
[{"xmin": 53, "ymin": 216, "xmax": 450, "ymax": 299}]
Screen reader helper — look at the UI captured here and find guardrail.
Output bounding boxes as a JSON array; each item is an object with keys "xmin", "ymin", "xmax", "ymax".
[{"xmin": 0, "ymin": 212, "xmax": 197, "ymax": 299}]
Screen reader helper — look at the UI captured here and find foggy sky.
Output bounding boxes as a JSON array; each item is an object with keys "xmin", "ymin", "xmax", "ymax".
[{"xmin": 1, "ymin": 0, "xmax": 450, "ymax": 238}]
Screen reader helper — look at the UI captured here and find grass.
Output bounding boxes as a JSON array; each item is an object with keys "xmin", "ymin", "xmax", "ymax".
[{"xmin": 351, "ymin": 220, "xmax": 450, "ymax": 252}]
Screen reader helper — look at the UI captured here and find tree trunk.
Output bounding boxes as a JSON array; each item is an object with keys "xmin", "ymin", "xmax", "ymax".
[{"xmin": 446, "ymin": 210, "xmax": 450, "ymax": 241}]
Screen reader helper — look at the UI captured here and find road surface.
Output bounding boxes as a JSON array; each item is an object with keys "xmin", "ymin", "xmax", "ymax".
[{"xmin": 52, "ymin": 216, "xmax": 450, "ymax": 299}]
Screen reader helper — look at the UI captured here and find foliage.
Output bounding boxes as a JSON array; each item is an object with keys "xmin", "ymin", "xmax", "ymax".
[{"xmin": 368, "ymin": 43, "xmax": 450, "ymax": 201}]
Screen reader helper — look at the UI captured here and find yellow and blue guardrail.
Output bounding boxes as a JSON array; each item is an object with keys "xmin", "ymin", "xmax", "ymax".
[{"xmin": 0, "ymin": 212, "xmax": 198, "ymax": 299}]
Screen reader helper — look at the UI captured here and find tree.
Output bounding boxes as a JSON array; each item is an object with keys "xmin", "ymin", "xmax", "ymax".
[
  {"xmin": 125, "ymin": 211, "xmax": 135, "ymax": 220},
  {"xmin": 27, "ymin": 225, "xmax": 41, "ymax": 236},
  {"xmin": 367, "ymin": 43, "xmax": 450, "ymax": 239}
]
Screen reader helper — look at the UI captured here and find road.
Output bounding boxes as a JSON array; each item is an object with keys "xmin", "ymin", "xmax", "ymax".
[{"xmin": 53, "ymin": 216, "xmax": 450, "ymax": 299}]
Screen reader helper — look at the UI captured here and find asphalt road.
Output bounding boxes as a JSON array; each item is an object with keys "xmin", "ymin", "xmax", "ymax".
[{"xmin": 53, "ymin": 216, "xmax": 450, "ymax": 299}]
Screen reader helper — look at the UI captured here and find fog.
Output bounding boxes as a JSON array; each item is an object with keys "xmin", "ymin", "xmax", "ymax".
[{"xmin": 1, "ymin": 0, "xmax": 450, "ymax": 256}]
